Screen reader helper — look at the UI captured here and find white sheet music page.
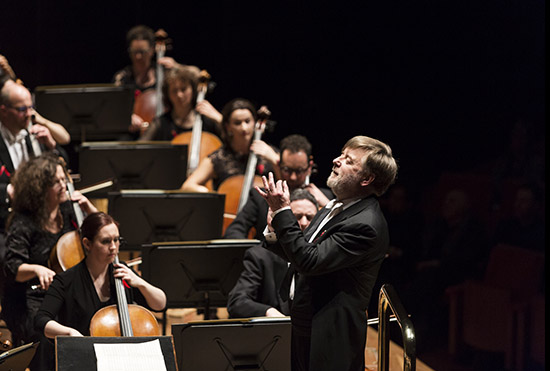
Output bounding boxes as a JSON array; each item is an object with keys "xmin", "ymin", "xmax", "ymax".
[{"xmin": 93, "ymin": 339, "xmax": 167, "ymax": 371}]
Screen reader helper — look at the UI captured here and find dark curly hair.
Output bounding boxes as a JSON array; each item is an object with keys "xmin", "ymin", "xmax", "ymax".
[{"xmin": 8, "ymin": 153, "xmax": 65, "ymax": 229}]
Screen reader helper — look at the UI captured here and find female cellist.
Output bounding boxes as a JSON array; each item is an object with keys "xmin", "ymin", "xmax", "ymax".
[
  {"xmin": 180, "ymin": 98, "xmax": 279, "ymax": 193},
  {"xmin": 112, "ymin": 25, "xmax": 177, "ymax": 139},
  {"xmin": 138, "ymin": 64, "xmax": 222, "ymax": 141},
  {"xmin": 1, "ymin": 153, "xmax": 97, "ymax": 369},
  {"xmin": 34, "ymin": 212, "xmax": 166, "ymax": 370}
]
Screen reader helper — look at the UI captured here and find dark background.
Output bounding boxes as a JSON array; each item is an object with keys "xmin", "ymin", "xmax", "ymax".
[{"xmin": 1, "ymin": 0, "xmax": 545, "ymax": 194}]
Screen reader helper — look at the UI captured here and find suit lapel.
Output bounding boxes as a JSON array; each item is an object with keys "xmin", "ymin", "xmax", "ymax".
[
  {"xmin": 0, "ymin": 134, "xmax": 15, "ymax": 174},
  {"xmin": 310, "ymin": 197, "xmax": 374, "ymax": 243},
  {"xmin": 303, "ymin": 207, "xmax": 331, "ymax": 241}
]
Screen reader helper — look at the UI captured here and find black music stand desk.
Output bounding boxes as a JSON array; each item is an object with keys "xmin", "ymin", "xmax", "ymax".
[
  {"xmin": 141, "ymin": 240, "xmax": 261, "ymax": 331},
  {"xmin": 79, "ymin": 142, "xmax": 188, "ymax": 197},
  {"xmin": 108, "ymin": 191, "xmax": 225, "ymax": 251},
  {"xmin": 34, "ymin": 84, "xmax": 134, "ymax": 142},
  {"xmin": 0, "ymin": 342, "xmax": 38, "ymax": 371},
  {"xmin": 172, "ymin": 318, "xmax": 291, "ymax": 371},
  {"xmin": 55, "ymin": 336, "xmax": 177, "ymax": 371}
]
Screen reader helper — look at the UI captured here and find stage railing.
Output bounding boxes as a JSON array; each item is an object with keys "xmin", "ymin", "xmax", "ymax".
[{"xmin": 377, "ymin": 284, "xmax": 416, "ymax": 371}]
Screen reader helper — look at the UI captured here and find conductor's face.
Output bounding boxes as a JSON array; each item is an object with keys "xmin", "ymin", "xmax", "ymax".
[{"xmin": 327, "ymin": 147, "xmax": 366, "ymax": 199}]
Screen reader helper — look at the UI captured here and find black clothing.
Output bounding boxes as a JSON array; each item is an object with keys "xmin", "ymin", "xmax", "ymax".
[{"xmin": 227, "ymin": 245, "xmax": 290, "ymax": 318}]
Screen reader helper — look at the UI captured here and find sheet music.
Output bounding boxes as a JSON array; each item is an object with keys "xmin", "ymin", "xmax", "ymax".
[{"xmin": 93, "ymin": 339, "xmax": 167, "ymax": 371}]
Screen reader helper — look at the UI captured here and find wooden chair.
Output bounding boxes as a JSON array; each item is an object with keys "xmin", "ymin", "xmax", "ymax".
[{"xmin": 447, "ymin": 244, "xmax": 544, "ymax": 370}]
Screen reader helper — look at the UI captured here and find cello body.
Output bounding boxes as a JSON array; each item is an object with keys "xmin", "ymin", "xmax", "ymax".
[
  {"xmin": 89, "ymin": 256, "xmax": 161, "ymax": 337},
  {"xmin": 133, "ymin": 88, "xmax": 158, "ymax": 124},
  {"xmin": 89, "ymin": 304, "xmax": 160, "ymax": 337},
  {"xmin": 49, "ymin": 231, "xmax": 85, "ymax": 273}
]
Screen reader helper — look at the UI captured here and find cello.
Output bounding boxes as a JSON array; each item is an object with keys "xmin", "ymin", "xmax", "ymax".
[
  {"xmin": 133, "ymin": 29, "xmax": 171, "ymax": 127},
  {"xmin": 48, "ymin": 161, "xmax": 86, "ymax": 273},
  {"xmin": 171, "ymin": 69, "xmax": 222, "ymax": 177},
  {"xmin": 217, "ymin": 106, "xmax": 271, "ymax": 233},
  {"xmin": 89, "ymin": 255, "xmax": 160, "ymax": 337}
]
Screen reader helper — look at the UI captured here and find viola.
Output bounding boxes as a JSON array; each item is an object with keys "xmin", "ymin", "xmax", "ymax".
[
  {"xmin": 89, "ymin": 256, "xmax": 160, "ymax": 337},
  {"xmin": 217, "ymin": 106, "xmax": 271, "ymax": 234},
  {"xmin": 133, "ymin": 29, "xmax": 171, "ymax": 127},
  {"xmin": 171, "ymin": 69, "xmax": 222, "ymax": 179}
]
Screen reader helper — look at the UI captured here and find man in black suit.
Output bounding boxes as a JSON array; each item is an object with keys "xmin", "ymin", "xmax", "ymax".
[
  {"xmin": 224, "ymin": 134, "xmax": 332, "ymax": 239},
  {"xmin": 227, "ymin": 189, "xmax": 319, "ymax": 318},
  {"xmin": 258, "ymin": 135, "xmax": 398, "ymax": 371}
]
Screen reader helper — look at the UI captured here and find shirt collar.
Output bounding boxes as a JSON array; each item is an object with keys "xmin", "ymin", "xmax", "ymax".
[{"xmin": 0, "ymin": 122, "xmax": 28, "ymax": 145}]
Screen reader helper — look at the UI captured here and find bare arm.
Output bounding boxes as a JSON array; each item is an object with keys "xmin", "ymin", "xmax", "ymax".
[
  {"xmin": 180, "ymin": 157, "xmax": 215, "ymax": 192},
  {"xmin": 114, "ymin": 263, "xmax": 167, "ymax": 311},
  {"xmin": 44, "ymin": 320, "xmax": 83, "ymax": 338},
  {"xmin": 31, "ymin": 110, "xmax": 71, "ymax": 145},
  {"xmin": 15, "ymin": 263, "xmax": 56, "ymax": 290}
]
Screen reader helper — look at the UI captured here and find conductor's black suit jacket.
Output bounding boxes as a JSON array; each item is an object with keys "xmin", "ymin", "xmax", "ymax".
[{"xmin": 268, "ymin": 196, "xmax": 389, "ymax": 371}]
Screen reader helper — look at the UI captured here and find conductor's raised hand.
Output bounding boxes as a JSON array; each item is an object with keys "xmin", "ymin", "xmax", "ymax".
[{"xmin": 255, "ymin": 172, "xmax": 290, "ymax": 212}]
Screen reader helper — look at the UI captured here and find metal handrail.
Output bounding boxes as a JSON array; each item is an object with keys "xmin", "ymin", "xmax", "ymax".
[{"xmin": 377, "ymin": 284, "xmax": 416, "ymax": 371}]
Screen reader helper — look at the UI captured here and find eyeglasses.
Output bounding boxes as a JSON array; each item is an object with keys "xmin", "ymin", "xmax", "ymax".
[
  {"xmin": 128, "ymin": 48, "xmax": 152, "ymax": 56},
  {"xmin": 280, "ymin": 166, "xmax": 309, "ymax": 175},
  {"xmin": 7, "ymin": 105, "xmax": 34, "ymax": 113}
]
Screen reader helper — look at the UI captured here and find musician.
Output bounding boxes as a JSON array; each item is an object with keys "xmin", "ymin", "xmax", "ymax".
[
  {"xmin": 0, "ymin": 154, "xmax": 96, "ymax": 346},
  {"xmin": 181, "ymin": 98, "xmax": 279, "ymax": 192},
  {"xmin": 34, "ymin": 212, "xmax": 166, "ymax": 370},
  {"xmin": 258, "ymin": 136, "xmax": 398, "ymax": 371},
  {"xmin": 227, "ymin": 189, "xmax": 319, "ymax": 319},
  {"xmin": 0, "ymin": 80, "xmax": 71, "ymax": 233},
  {"xmin": 112, "ymin": 25, "xmax": 176, "ymax": 137},
  {"xmin": 139, "ymin": 64, "xmax": 222, "ymax": 141},
  {"xmin": 224, "ymin": 134, "xmax": 332, "ymax": 240}
]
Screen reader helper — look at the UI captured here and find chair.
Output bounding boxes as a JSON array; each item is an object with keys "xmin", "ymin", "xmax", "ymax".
[{"xmin": 447, "ymin": 244, "xmax": 544, "ymax": 370}]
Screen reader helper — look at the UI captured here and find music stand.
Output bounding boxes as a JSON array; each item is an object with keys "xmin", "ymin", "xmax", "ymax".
[
  {"xmin": 78, "ymin": 142, "xmax": 188, "ymax": 197},
  {"xmin": 55, "ymin": 336, "xmax": 177, "ymax": 371},
  {"xmin": 172, "ymin": 318, "xmax": 291, "ymax": 371},
  {"xmin": 141, "ymin": 240, "xmax": 260, "ymax": 329},
  {"xmin": 34, "ymin": 84, "xmax": 134, "ymax": 142},
  {"xmin": 0, "ymin": 342, "xmax": 38, "ymax": 371},
  {"xmin": 108, "ymin": 191, "xmax": 225, "ymax": 251}
]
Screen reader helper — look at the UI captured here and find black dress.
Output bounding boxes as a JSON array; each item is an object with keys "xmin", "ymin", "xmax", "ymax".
[
  {"xmin": 34, "ymin": 259, "xmax": 157, "ymax": 371},
  {"xmin": 143, "ymin": 111, "xmax": 221, "ymax": 141},
  {"xmin": 208, "ymin": 145, "xmax": 275, "ymax": 191},
  {"xmin": 1, "ymin": 201, "xmax": 76, "ymax": 346}
]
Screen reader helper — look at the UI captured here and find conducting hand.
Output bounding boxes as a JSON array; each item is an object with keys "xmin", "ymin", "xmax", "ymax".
[{"xmin": 255, "ymin": 172, "xmax": 290, "ymax": 212}]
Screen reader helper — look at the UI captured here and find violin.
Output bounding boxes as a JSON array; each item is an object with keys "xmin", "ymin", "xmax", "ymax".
[
  {"xmin": 48, "ymin": 161, "xmax": 86, "ymax": 273},
  {"xmin": 217, "ymin": 106, "xmax": 271, "ymax": 234},
  {"xmin": 133, "ymin": 29, "xmax": 171, "ymax": 126},
  {"xmin": 89, "ymin": 255, "xmax": 160, "ymax": 337},
  {"xmin": 171, "ymin": 69, "xmax": 222, "ymax": 178}
]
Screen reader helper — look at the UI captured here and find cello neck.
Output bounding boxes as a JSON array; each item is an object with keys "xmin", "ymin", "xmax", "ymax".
[
  {"xmin": 114, "ymin": 255, "xmax": 134, "ymax": 337},
  {"xmin": 67, "ymin": 181, "xmax": 85, "ymax": 227},
  {"xmin": 237, "ymin": 106, "xmax": 271, "ymax": 212},
  {"xmin": 188, "ymin": 70, "xmax": 211, "ymax": 176},
  {"xmin": 154, "ymin": 29, "xmax": 171, "ymax": 119}
]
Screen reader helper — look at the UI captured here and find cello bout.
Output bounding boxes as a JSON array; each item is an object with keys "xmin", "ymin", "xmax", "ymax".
[{"xmin": 89, "ymin": 304, "xmax": 161, "ymax": 337}]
